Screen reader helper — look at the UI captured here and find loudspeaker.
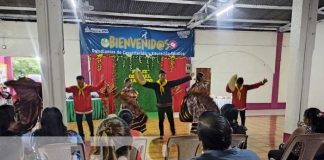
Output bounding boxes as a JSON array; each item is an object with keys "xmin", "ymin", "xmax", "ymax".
[{"xmin": 186, "ymin": 64, "xmax": 192, "ymax": 74}]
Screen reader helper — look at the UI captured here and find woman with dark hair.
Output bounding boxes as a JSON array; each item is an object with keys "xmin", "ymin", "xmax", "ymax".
[
  {"xmin": 115, "ymin": 78, "xmax": 147, "ymax": 133},
  {"xmin": 24, "ymin": 107, "xmax": 83, "ymax": 159},
  {"xmin": 268, "ymin": 107, "xmax": 324, "ymax": 160},
  {"xmin": 90, "ymin": 117, "xmax": 132, "ymax": 160},
  {"xmin": 0, "ymin": 104, "xmax": 18, "ymax": 136},
  {"xmin": 34, "ymin": 107, "xmax": 69, "ymax": 136},
  {"xmin": 180, "ymin": 72, "xmax": 219, "ymax": 134},
  {"xmin": 31, "ymin": 107, "xmax": 83, "ymax": 144}
]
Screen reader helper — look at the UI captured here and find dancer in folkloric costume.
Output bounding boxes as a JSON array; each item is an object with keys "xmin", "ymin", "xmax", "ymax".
[
  {"xmin": 4, "ymin": 77, "xmax": 42, "ymax": 134},
  {"xmin": 98, "ymin": 83, "xmax": 116, "ymax": 117},
  {"xmin": 180, "ymin": 72, "xmax": 219, "ymax": 134},
  {"xmin": 66, "ymin": 75, "xmax": 105, "ymax": 140},
  {"xmin": 116, "ymin": 78, "xmax": 148, "ymax": 133},
  {"xmin": 226, "ymin": 74, "xmax": 267, "ymax": 127},
  {"xmin": 135, "ymin": 69, "xmax": 193, "ymax": 139}
]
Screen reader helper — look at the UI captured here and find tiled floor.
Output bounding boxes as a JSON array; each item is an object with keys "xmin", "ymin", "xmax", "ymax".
[{"xmin": 68, "ymin": 114, "xmax": 284, "ymax": 160}]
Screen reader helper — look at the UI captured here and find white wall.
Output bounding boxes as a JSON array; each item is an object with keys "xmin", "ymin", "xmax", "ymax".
[
  {"xmin": 308, "ymin": 22, "xmax": 324, "ymax": 110},
  {"xmin": 0, "ymin": 21, "xmax": 81, "ymax": 86},
  {"xmin": 0, "ymin": 21, "xmax": 293, "ymax": 104},
  {"xmin": 193, "ymin": 30, "xmax": 288, "ymax": 103}
]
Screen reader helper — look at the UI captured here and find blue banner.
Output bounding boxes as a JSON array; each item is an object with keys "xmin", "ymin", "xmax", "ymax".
[{"xmin": 79, "ymin": 24, "xmax": 194, "ymax": 57}]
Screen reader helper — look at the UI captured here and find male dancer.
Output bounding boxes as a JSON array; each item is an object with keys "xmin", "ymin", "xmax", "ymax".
[
  {"xmin": 136, "ymin": 70, "xmax": 193, "ymax": 139},
  {"xmin": 66, "ymin": 75, "xmax": 105, "ymax": 140},
  {"xmin": 226, "ymin": 74, "xmax": 267, "ymax": 126}
]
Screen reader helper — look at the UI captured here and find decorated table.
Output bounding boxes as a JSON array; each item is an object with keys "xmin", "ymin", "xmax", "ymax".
[
  {"xmin": 214, "ymin": 96, "xmax": 232, "ymax": 109},
  {"xmin": 66, "ymin": 98, "xmax": 105, "ymax": 122}
]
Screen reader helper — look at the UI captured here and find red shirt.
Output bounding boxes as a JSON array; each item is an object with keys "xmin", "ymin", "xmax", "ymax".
[
  {"xmin": 66, "ymin": 81, "xmax": 104, "ymax": 114},
  {"xmin": 226, "ymin": 82, "xmax": 264, "ymax": 110}
]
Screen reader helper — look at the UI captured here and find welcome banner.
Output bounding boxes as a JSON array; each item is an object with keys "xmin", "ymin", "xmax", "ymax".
[{"xmin": 79, "ymin": 24, "xmax": 194, "ymax": 57}]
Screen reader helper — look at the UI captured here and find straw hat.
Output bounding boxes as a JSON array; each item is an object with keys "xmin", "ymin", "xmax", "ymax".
[{"xmin": 134, "ymin": 68, "xmax": 146, "ymax": 85}]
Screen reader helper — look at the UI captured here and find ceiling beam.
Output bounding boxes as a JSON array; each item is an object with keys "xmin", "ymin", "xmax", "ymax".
[
  {"xmin": 211, "ymin": 18, "xmax": 290, "ymax": 24},
  {"xmin": 188, "ymin": 0, "xmax": 239, "ymax": 29},
  {"xmin": 65, "ymin": 17, "xmax": 187, "ymax": 27},
  {"xmin": 319, "ymin": 6, "xmax": 324, "ymax": 11},
  {"xmin": 82, "ymin": 10, "xmax": 192, "ymax": 20},
  {"xmin": 0, "ymin": 13, "xmax": 187, "ymax": 27},
  {"xmin": 0, "ymin": 6, "xmax": 192, "ymax": 20},
  {"xmin": 234, "ymin": 4, "xmax": 292, "ymax": 10},
  {"xmin": 198, "ymin": 25, "xmax": 279, "ymax": 31},
  {"xmin": 279, "ymin": 7, "xmax": 324, "ymax": 32},
  {"xmin": 132, "ymin": 0, "xmax": 206, "ymax": 5},
  {"xmin": 188, "ymin": 0, "xmax": 212, "ymax": 24}
]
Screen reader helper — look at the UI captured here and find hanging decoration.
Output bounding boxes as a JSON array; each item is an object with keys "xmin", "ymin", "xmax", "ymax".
[
  {"xmin": 168, "ymin": 55, "xmax": 176, "ymax": 72},
  {"xmin": 96, "ymin": 53, "xmax": 104, "ymax": 71},
  {"xmin": 139, "ymin": 56, "xmax": 142, "ymax": 64}
]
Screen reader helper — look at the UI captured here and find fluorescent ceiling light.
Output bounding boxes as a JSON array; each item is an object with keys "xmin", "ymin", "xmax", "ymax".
[{"xmin": 216, "ymin": 5, "xmax": 234, "ymax": 17}]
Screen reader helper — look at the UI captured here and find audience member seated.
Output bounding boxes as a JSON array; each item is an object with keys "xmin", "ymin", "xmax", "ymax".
[
  {"xmin": 118, "ymin": 109, "xmax": 142, "ymax": 137},
  {"xmin": 221, "ymin": 104, "xmax": 247, "ymax": 134},
  {"xmin": 0, "ymin": 104, "xmax": 19, "ymax": 136},
  {"xmin": 24, "ymin": 107, "xmax": 83, "ymax": 159},
  {"xmin": 90, "ymin": 116, "xmax": 133, "ymax": 160},
  {"xmin": 268, "ymin": 107, "xmax": 324, "ymax": 160},
  {"xmin": 192, "ymin": 111, "xmax": 260, "ymax": 160}
]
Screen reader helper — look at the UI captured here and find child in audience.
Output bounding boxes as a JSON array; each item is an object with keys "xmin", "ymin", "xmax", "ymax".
[
  {"xmin": 268, "ymin": 107, "xmax": 324, "ymax": 160},
  {"xmin": 90, "ymin": 117, "xmax": 132, "ymax": 160},
  {"xmin": 221, "ymin": 104, "xmax": 247, "ymax": 135},
  {"xmin": 192, "ymin": 111, "xmax": 260, "ymax": 160},
  {"xmin": 118, "ymin": 109, "xmax": 142, "ymax": 137}
]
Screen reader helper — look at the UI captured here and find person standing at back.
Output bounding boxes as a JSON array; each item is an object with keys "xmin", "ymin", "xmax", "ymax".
[
  {"xmin": 226, "ymin": 74, "xmax": 267, "ymax": 126},
  {"xmin": 136, "ymin": 69, "xmax": 193, "ymax": 139},
  {"xmin": 66, "ymin": 75, "xmax": 105, "ymax": 140}
]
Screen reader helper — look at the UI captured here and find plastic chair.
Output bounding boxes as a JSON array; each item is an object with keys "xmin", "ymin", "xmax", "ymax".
[
  {"xmin": 130, "ymin": 138, "xmax": 147, "ymax": 160},
  {"xmin": 38, "ymin": 143, "xmax": 85, "ymax": 160},
  {"xmin": 164, "ymin": 135, "xmax": 201, "ymax": 160},
  {"xmin": 231, "ymin": 134, "xmax": 248, "ymax": 149},
  {"xmin": 281, "ymin": 134, "xmax": 324, "ymax": 160}
]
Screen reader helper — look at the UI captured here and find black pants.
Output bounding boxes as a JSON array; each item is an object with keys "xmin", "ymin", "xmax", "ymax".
[
  {"xmin": 76, "ymin": 113, "xmax": 94, "ymax": 139},
  {"xmin": 239, "ymin": 110, "xmax": 246, "ymax": 126},
  {"xmin": 158, "ymin": 106, "xmax": 175, "ymax": 136}
]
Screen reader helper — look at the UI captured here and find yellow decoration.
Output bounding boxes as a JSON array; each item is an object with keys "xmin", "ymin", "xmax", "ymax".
[{"xmin": 96, "ymin": 54, "xmax": 104, "ymax": 71}]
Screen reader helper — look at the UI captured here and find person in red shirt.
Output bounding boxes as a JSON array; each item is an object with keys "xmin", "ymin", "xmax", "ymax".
[
  {"xmin": 66, "ymin": 75, "xmax": 105, "ymax": 140},
  {"xmin": 226, "ymin": 74, "xmax": 267, "ymax": 126}
]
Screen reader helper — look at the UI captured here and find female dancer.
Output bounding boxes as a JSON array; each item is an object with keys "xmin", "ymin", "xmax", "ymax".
[
  {"xmin": 180, "ymin": 72, "xmax": 219, "ymax": 134},
  {"xmin": 116, "ymin": 78, "xmax": 148, "ymax": 133}
]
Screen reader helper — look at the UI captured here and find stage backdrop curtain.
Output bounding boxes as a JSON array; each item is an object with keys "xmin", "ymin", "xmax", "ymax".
[
  {"xmin": 89, "ymin": 54, "xmax": 116, "ymax": 113},
  {"xmin": 161, "ymin": 56, "xmax": 189, "ymax": 112},
  {"xmin": 115, "ymin": 55, "xmax": 161, "ymax": 112}
]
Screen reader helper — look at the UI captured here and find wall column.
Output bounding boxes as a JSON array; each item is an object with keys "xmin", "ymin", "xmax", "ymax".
[
  {"xmin": 36, "ymin": 0, "xmax": 67, "ymax": 123},
  {"xmin": 284, "ymin": 0, "xmax": 319, "ymax": 135}
]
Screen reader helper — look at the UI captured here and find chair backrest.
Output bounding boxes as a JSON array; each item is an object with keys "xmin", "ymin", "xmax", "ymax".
[
  {"xmin": 231, "ymin": 134, "xmax": 248, "ymax": 148},
  {"xmin": 38, "ymin": 143, "xmax": 85, "ymax": 160},
  {"xmin": 165, "ymin": 135, "xmax": 200, "ymax": 160},
  {"xmin": 281, "ymin": 134, "xmax": 324, "ymax": 160},
  {"xmin": 130, "ymin": 138, "xmax": 147, "ymax": 160}
]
